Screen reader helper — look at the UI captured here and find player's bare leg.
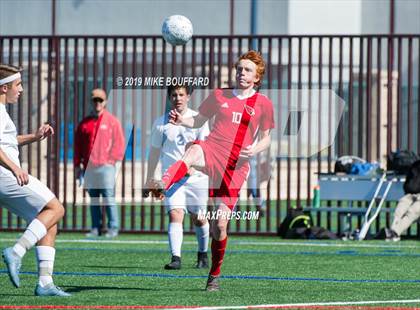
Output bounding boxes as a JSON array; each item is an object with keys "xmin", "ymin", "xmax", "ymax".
[
  {"xmin": 191, "ymin": 214, "xmax": 209, "ymax": 268},
  {"xmin": 165, "ymin": 208, "xmax": 185, "ymax": 270},
  {"xmin": 206, "ymin": 203, "xmax": 231, "ymax": 291},
  {"xmin": 149, "ymin": 144, "xmax": 205, "ymax": 199},
  {"xmin": 36, "ymin": 198, "xmax": 65, "ymax": 229},
  {"xmin": 183, "ymin": 144, "xmax": 206, "ymax": 168}
]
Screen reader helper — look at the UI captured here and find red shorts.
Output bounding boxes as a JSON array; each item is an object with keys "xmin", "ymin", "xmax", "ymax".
[{"xmin": 192, "ymin": 139, "xmax": 250, "ymax": 210}]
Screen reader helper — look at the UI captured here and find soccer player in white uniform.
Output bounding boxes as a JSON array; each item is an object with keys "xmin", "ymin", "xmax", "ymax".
[
  {"xmin": 145, "ymin": 84, "xmax": 210, "ymax": 269},
  {"xmin": 0, "ymin": 64, "xmax": 70, "ymax": 296}
]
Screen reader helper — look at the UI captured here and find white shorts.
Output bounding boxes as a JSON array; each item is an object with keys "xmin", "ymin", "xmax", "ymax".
[
  {"xmin": 0, "ymin": 174, "xmax": 56, "ymax": 222},
  {"xmin": 165, "ymin": 173, "xmax": 208, "ymax": 215}
]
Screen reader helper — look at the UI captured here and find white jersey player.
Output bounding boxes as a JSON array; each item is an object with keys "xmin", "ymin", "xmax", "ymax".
[
  {"xmin": 145, "ymin": 84, "xmax": 210, "ymax": 270},
  {"xmin": 0, "ymin": 64, "xmax": 70, "ymax": 296}
]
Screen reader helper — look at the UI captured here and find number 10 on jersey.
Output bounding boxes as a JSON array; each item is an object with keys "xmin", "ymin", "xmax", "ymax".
[{"xmin": 232, "ymin": 112, "xmax": 242, "ymax": 124}]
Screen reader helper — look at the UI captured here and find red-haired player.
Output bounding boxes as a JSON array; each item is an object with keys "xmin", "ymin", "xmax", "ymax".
[{"xmin": 149, "ymin": 51, "xmax": 274, "ymax": 291}]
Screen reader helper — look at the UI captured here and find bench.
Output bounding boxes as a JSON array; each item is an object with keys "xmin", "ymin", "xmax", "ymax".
[{"xmin": 303, "ymin": 173, "xmax": 405, "ymax": 236}]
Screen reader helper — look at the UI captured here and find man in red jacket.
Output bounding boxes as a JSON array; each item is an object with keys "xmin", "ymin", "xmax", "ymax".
[{"xmin": 74, "ymin": 88, "xmax": 125, "ymax": 238}]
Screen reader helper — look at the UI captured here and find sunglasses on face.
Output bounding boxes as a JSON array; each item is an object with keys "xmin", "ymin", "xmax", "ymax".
[{"xmin": 92, "ymin": 98, "xmax": 104, "ymax": 103}]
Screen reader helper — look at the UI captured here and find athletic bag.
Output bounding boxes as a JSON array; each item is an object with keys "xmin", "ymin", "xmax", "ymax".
[
  {"xmin": 277, "ymin": 209, "xmax": 313, "ymax": 238},
  {"xmin": 404, "ymin": 160, "xmax": 420, "ymax": 194},
  {"xmin": 334, "ymin": 156, "xmax": 366, "ymax": 174},
  {"xmin": 285, "ymin": 226, "xmax": 338, "ymax": 240},
  {"xmin": 387, "ymin": 150, "xmax": 420, "ymax": 175},
  {"xmin": 278, "ymin": 209, "xmax": 338, "ymax": 239}
]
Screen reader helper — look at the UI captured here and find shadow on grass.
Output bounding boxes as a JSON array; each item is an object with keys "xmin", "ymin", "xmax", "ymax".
[
  {"xmin": 79, "ymin": 265, "xmax": 144, "ymax": 269},
  {"xmin": 0, "ymin": 293, "xmax": 32, "ymax": 297},
  {"xmin": 62, "ymin": 285, "xmax": 153, "ymax": 293}
]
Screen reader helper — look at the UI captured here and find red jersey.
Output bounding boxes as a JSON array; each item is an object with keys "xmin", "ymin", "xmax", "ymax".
[
  {"xmin": 199, "ymin": 89, "xmax": 275, "ymax": 158},
  {"xmin": 193, "ymin": 89, "xmax": 275, "ymax": 209},
  {"xmin": 74, "ymin": 110, "xmax": 125, "ymax": 169}
]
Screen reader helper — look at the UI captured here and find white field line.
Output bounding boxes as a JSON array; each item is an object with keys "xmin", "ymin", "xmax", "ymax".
[
  {"xmin": 177, "ymin": 298, "xmax": 420, "ymax": 309},
  {"xmin": 0, "ymin": 238, "xmax": 418, "ymax": 249}
]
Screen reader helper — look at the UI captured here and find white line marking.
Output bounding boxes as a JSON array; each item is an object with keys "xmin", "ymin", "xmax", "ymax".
[
  {"xmin": 0, "ymin": 238, "xmax": 168, "ymax": 244},
  {"xmin": 231, "ymin": 241, "xmax": 420, "ymax": 249},
  {"xmin": 176, "ymin": 299, "xmax": 420, "ymax": 309},
  {"xmin": 0, "ymin": 238, "xmax": 417, "ymax": 249}
]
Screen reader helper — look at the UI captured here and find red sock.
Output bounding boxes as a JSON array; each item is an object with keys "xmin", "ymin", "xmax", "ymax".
[
  {"xmin": 209, "ymin": 237, "xmax": 228, "ymax": 276},
  {"xmin": 162, "ymin": 160, "xmax": 188, "ymax": 190}
]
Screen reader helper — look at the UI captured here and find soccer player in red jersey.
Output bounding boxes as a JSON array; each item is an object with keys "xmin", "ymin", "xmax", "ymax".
[{"xmin": 150, "ymin": 50, "xmax": 274, "ymax": 291}]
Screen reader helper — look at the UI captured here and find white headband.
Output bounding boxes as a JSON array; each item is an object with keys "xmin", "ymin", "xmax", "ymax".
[{"xmin": 0, "ymin": 73, "xmax": 21, "ymax": 86}]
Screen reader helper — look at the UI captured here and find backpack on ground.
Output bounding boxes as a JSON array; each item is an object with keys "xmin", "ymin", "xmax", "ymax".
[
  {"xmin": 278, "ymin": 209, "xmax": 338, "ymax": 240},
  {"xmin": 277, "ymin": 209, "xmax": 312, "ymax": 238}
]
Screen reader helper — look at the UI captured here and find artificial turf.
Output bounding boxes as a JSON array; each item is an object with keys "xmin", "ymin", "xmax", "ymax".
[{"xmin": 0, "ymin": 232, "xmax": 420, "ymax": 309}]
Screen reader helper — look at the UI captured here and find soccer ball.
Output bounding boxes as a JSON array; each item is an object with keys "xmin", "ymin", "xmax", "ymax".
[{"xmin": 162, "ymin": 15, "xmax": 193, "ymax": 46}]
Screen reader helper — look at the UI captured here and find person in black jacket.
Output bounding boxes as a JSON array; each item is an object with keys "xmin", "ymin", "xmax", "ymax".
[{"xmin": 387, "ymin": 160, "xmax": 420, "ymax": 241}]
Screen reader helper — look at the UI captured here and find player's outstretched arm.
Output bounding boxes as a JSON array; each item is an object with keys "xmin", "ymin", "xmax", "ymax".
[
  {"xmin": 17, "ymin": 123, "xmax": 54, "ymax": 146},
  {"xmin": 169, "ymin": 110, "xmax": 208, "ymax": 128},
  {"xmin": 0, "ymin": 148, "xmax": 28, "ymax": 185}
]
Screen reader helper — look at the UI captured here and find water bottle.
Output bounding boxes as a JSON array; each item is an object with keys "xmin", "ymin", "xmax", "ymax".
[{"xmin": 313, "ymin": 185, "xmax": 320, "ymax": 208}]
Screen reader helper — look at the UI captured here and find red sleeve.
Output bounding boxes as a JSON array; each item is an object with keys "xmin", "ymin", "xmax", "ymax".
[
  {"xmin": 110, "ymin": 117, "xmax": 126, "ymax": 161},
  {"xmin": 199, "ymin": 90, "xmax": 220, "ymax": 118},
  {"xmin": 260, "ymin": 96, "xmax": 275, "ymax": 131},
  {"xmin": 73, "ymin": 123, "xmax": 83, "ymax": 167}
]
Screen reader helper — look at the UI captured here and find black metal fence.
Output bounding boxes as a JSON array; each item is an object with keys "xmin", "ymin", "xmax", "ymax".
[{"xmin": 0, "ymin": 35, "xmax": 419, "ymax": 236}]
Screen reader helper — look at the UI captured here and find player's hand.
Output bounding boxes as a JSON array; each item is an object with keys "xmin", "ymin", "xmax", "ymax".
[
  {"xmin": 168, "ymin": 109, "xmax": 182, "ymax": 125},
  {"xmin": 13, "ymin": 167, "xmax": 29, "ymax": 186},
  {"xmin": 239, "ymin": 145, "xmax": 255, "ymax": 159},
  {"xmin": 35, "ymin": 123, "xmax": 54, "ymax": 141}
]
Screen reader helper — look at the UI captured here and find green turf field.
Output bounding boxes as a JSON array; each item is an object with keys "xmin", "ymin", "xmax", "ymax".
[{"xmin": 0, "ymin": 232, "xmax": 420, "ymax": 309}]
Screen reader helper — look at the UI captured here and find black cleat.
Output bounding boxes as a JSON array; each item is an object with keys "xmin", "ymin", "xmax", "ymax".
[
  {"xmin": 164, "ymin": 255, "xmax": 181, "ymax": 270},
  {"xmin": 148, "ymin": 179, "xmax": 166, "ymax": 200},
  {"xmin": 142, "ymin": 188, "xmax": 151, "ymax": 198},
  {"xmin": 205, "ymin": 274, "xmax": 220, "ymax": 291},
  {"xmin": 385, "ymin": 229, "xmax": 401, "ymax": 242},
  {"xmin": 196, "ymin": 252, "xmax": 209, "ymax": 269}
]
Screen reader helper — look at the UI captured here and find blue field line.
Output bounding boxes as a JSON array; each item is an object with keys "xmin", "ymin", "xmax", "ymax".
[
  {"xmin": 56, "ymin": 246, "xmax": 420, "ymax": 258},
  {"xmin": 1, "ymin": 269, "xmax": 420, "ymax": 284}
]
